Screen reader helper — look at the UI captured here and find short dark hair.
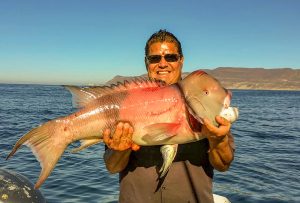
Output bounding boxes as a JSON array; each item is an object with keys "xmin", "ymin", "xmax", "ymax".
[{"xmin": 145, "ymin": 29, "xmax": 183, "ymax": 57}]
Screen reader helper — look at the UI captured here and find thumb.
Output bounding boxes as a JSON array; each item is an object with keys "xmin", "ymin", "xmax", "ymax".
[
  {"xmin": 216, "ymin": 115, "xmax": 230, "ymax": 126},
  {"xmin": 131, "ymin": 143, "xmax": 140, "ymax": 151}
]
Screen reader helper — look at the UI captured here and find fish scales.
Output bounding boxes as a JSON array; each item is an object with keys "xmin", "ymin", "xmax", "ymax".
[
  {"xmin": 66, "ymin": 91, "xmax": 128, "ymax": 141},
  {"xmin": 120, "ymin": 85, "xmax": 184, "ymax": 124},
  {"xmin": 118, "ymin": 84, "xmax": 192, "ymax": 145},
  {"xmin": 61, "ymin": 85, "xmax": 185, "ymax": 144}
]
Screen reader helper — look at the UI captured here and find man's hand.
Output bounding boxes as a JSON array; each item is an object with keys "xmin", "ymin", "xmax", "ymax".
[
  {"xmin": 203, "ymin": 116, "xmax": 234, "ymax": 171},
  {"xmin": 203, "ymin": 116, "xmax": 231, "ymax": 145},
  {"xmin": 103, "ymin": 122, "xmax": 140, "ymax": 151}
]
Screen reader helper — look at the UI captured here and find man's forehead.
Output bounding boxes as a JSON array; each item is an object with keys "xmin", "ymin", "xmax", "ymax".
[{"xmin": 148, "ymin": 42, "xmax": 179, "ymax": 54}]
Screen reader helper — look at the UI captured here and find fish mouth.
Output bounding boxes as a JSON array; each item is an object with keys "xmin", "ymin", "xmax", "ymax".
[
  {"xmin": 223, "ymin": 90, "xmax": 232, "ymax": 108},
  {"xmin": 219, "ymin": 106, "xmax": 239, "ymax": 123}
]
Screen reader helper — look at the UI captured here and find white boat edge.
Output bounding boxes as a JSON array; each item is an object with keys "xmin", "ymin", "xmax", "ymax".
[{"xmin": 213, "ymin": 194, "xmax": 231, "ymax": 203}]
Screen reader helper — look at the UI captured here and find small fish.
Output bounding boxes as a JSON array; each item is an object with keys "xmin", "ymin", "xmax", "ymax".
[{"xmin": 7, "ymin": 70, "xmax": 238, "ymax": 189}]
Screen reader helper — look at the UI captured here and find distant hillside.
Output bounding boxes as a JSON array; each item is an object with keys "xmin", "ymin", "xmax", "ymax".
[
  {"xmin": 202, "ymin": 67, "xmax": 300, "ymax": 90},
  {"xmin": 106, "ymin": 67, "xmax": 300, "ymax": 90}
]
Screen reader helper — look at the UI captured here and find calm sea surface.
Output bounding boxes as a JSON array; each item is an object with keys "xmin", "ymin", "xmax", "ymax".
[{"xmin": 0, "ymin": 84, "xmax": 299, "ymax": 203}]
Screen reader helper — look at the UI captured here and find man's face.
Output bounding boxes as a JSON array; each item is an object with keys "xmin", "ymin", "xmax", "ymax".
[{"xmin": 146, "ymin": 42, "xmax": 184, "ymax": 85}]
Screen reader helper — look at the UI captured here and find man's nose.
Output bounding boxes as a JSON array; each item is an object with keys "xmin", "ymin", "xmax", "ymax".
[{"xmin": 158, "ymin": 56, "xmax": 168, "ymax": 68}]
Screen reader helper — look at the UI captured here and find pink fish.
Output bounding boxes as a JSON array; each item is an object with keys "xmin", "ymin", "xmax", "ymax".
[{"xmin": 7, "ymin": 70, "xmax": 238, "ymax": 189}]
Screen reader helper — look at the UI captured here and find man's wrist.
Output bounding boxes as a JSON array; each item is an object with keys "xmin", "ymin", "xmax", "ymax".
[{"xmin": 208, "ymin": 134, "xmax": 229, "ymax": 152}]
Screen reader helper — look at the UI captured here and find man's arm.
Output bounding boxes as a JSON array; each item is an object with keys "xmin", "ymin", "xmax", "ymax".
[
  {"xmin": 103, "ymin": 122, "xmax": 139, "ymax": 173},
  {"xmin": 103, "ymin": 148, "xmax": 131, "ymax": 174},
  {"xmin": 203, "ymin": 116, "xmax": 235, "ymax": 171}
]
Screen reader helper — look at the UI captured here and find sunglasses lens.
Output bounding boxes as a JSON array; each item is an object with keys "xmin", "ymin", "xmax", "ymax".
[
  {"xmin": 164, "ymin": 54, "xmax": 179, "ymax": 62},
  {"xmin": 147, "ymin": 55, "xmax": 162, "ymax": 64},
  {"xmin": 147, "ymin": 54, "xmax": 179, "ymax": 64}
]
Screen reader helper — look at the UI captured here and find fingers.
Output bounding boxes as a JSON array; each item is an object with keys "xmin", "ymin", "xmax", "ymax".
[
  {"xmin": 123, "ymin": 124, "xmax": 140, "ymax": 151},
  {"xmin": 103, "ymin": 122, "xmax": 124, "ymax": 150},
  {"xmin": 203, "ymin": 116, "xmax": 231, "ymax": 138},
  {"xmin": 113, "ymin": 122, "xmax": 125, "ymax": 143},
  {"xmin": 103, "ymin": 122, "xmax": 140, "ymax": 151},
  {"xmin": 131, "ymin": 144, "xmax": 140, "ymax": 151},
  {"xmin": 121, "ymin": 123, "xmax": 130, "ymax": 140},
  {"xmin": 103, "ymin": 128, "xmax": 112, "ymax": 146},
  {"xmin": 119, "ymin": 123, "xmax": 131, "ymax": 148},
  {"xmin": 215, "ymin": 116, "xmax": 230, "ymax": 126},
  {"xmin": 216, "ymin": 116, "xmax": 231, "ymax": 137},
  {"xmin": 203, "ymin": 118, "xmax": 220, "ymax": 136}
]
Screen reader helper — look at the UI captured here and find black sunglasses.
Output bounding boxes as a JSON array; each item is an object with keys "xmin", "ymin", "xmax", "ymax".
[{"xmin": 147, "ymin": 54, "xmax": 180, "ymax": 64}]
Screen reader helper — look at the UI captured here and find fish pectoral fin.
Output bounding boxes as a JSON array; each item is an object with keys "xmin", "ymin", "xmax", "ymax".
[
  {"xmin": 142, "ymin": 123, "xmax": 181, "ymax": 143},
  {"xmin": 159, "ymin": 144, "xmax": 178, "ymax": 177},
  {"xmin": 71, "ymin": 138, "xmax": 102, "ymax": 153}
]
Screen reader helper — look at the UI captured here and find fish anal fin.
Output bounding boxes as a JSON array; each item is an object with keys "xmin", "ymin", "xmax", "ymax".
[
  {"xmin": 142, "ymin": 123, "xmax": 181, "ymax": 143},
  {"xmin": 159, "ymin": 144, "xmax": 178, "ymax": 177},
  {"xmin": 71, "ymin": 138, "xmax": 102, "ymax": 153}
]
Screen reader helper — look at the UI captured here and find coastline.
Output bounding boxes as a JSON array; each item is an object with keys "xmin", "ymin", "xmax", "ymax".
[{"xmin": 2, "ymin": 67, "xmax": 300, "ymax": 91}]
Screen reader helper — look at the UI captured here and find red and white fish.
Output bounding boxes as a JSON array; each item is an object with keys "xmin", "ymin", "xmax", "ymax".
[{"xmin": 7, "ymin": 70, "xmax": 239, "ymax": 189}]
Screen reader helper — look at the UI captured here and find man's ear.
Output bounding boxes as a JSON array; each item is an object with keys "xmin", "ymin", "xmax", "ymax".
[
  {"xmin": 145, "ymin": 57, "xmax": 149, "ymax": 70},
  {"xmin": 180, "ymin": 56, "xmax": 184, "ymax": 63}
]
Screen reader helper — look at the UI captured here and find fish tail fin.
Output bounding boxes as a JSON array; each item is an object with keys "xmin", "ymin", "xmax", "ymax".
[{"xmin": 7, "ymin": 120, "xmax": 69, "ymax": 189}]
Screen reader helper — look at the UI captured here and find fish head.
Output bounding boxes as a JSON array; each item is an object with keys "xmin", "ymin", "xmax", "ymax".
[{"xmin": 179, "ymin": 70, "xmax": 232, "ymax": 126}]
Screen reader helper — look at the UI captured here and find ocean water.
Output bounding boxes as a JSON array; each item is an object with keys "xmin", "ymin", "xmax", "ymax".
[{"xmin": 0, "ymin": 84, "xmax": 299, "ymax": 203}]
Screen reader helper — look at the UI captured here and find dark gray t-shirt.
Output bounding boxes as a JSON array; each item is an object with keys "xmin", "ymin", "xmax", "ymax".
[{"xmin": 119, "ymin": 139, "xmax": 214, "ymax": 203}]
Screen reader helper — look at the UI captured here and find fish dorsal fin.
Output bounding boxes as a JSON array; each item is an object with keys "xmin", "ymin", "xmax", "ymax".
[
  {"xmin": 64, "ymin": 78, "xmax": 166, "ymax": 108},
  {"xmin": 64, "ymin": 85, "xmax": 105, "ymax": 108}
]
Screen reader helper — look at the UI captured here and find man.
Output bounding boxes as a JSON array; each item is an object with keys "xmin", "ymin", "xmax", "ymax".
[{"xmin": 103, "ymin": 30, "xmax": 235, "ymax": 203}]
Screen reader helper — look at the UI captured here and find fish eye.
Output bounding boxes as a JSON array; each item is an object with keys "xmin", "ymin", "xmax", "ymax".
[{"xmin": 203, "ymin": 90, "xmax": 209, "ymax": 95}]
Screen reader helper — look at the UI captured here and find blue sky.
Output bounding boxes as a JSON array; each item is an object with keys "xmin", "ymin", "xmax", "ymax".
[{"xmin": 1, "ymin": 0, "xmax": 299, "ymax": 85}]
